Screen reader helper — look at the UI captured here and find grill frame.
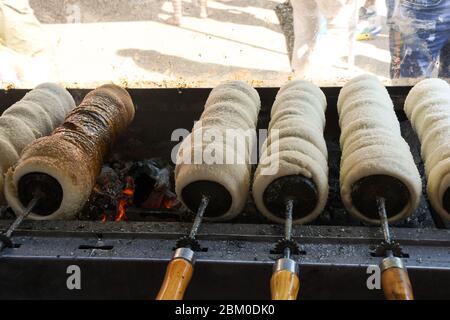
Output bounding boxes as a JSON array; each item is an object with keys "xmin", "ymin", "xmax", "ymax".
[
  {"xmin": 0, "ymin": 86, "xmax": 449, "ymax": 299},
  {"xmin": 0, "ymin": 220, "xmax": 449, "ymax": 299}
]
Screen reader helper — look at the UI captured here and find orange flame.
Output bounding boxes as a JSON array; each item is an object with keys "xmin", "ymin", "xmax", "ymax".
[
  {"xmin": 115, "ymin": 177, "xmax": 135, "ymax": 222},
  {"xmin": 115, "ymin": 198, "xmax": 128, "ymax": 222}
]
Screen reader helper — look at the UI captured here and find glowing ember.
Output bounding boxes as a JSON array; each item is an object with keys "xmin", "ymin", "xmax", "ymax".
[
  {"xmin": 163, "ymin": 196, "xmax": 179, "ymax": 209},
  {"xmin": 115, "ymin": 199, "xmax": 128, "ymax": 222},
  {"xmin": 115, "ymin": 176, "xmax": 135, "ymax": 222},
  {"xmin": 101, "ymin": 214, "xmax": 108, "ymax": 223}
]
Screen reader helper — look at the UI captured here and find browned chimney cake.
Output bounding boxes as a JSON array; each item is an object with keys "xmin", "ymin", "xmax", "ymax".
[{"xmin": 5, "ymin": 84, "xmax": 135, "ymax": 220}]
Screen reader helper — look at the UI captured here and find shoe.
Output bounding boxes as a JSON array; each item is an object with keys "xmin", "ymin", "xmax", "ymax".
[
  {"xmin": 166, "ymin": 15, "xmax": 181, "ymax": 26},
  {"xmin": 359, "ymin": 7, "xmax": 376, "ymax": 20},
  {"xmin": 357, "ymin": 25, "xmax": 382, "ymax": 41}
]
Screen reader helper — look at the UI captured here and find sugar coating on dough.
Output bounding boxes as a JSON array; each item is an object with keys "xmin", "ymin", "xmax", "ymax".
[
  {"xmin": 268, "ymin": 121, "xmax": 328, "ymax": 158},
  {"xmin": 341, "ymin": 135, "xmax": 411, "ymax": 164},
  {"xmin": 277, "ymin": 79, "xmax": 327, "ymax": 110},
  {"xmin": 405, "ymin": 78, "xmax": 450, "ymax": 221},
  {"xmin": 269, "ymin": 105, "xmax": 324, "ymax": 131},
  {"xmin": 201, "ymin": 101, "xmax": 255, "ymax": 130},
  {"xmin": 3, "ymin": 101, "xmax": 54, "ymax": 139},
  {"xmin": 339, "ymin": 117, "xmax": 402, "ymax": 147},
  {"xmin": 261, "ymin": 136, "xmax": 328, "ymax": 174},
  {"xmin": 271, "ymin": 91, "xmax": 325, "ymax": 123},
  {"xmin": 339, "ymin": 75, "xmax": 421, "ymax": 224},
  {"xmin": 205, "ymin": 88, "xmax": 259, "ymax": 124},
  {"xmin": 253, "ymin": 81, "xmax": 328, "ymax": 224},
  {"xmin": 205, "ymin": 81, "xmax": 261, "ymax": 114}
]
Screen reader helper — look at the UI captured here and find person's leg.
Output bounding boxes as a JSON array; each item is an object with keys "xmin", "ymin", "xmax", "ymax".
[
  {"xmin": 439, "ymin": 41, "xmax": 450, "ymax": 78},
  {"xmin": 199, "ymin": 0, "xmax": 208, "ymax": 19},
  {"xmin": 0, "ymin": 0, "xmax": 57, "ymax": 84},
  {"xmin": 360, "ymin": 0, "xmax": 376, "ymax": 18},
  {"xmin": 171, "ymin": 0, "xmax": 182, "ymax": 25},
  {"xmin": 318, "ymin": 0, "xmax": 358, "ymax": 68},
  {"xmin": 385, "ymin": 0, "xmax": 403, "ymax": 78},
  {"xmin": 290, "ymin": 0, "xmax": 320, "ymax": 73},
  {"xmin": 438, "ymin": 3, "xmax": 450, "ymax": 78},
  {"xmin": 388, "ymin": 27, "xmax": 403, "ymax": 78},
  {"xmin": 395, "ymin": 0, "xmax": 450, "ymax": 78},
  {"xmin": 0, "ymin": 0, "xmax": 47, "ymax": 57}
]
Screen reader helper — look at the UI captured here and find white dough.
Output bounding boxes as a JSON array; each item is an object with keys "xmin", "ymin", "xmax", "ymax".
[
  {"xmin": 337, "ymin": 74, "xmax": 393, "ymax": 112},
  {"xmin": 341, "ymin": 135, "xmax": 411, "ymax": 164},
  {"xmin": 339, "ymin": 75, "xmax": 421, "ymax": 224},
  {"xmin": 261, "ymin": 136, "xmax": 328, "ymax": 174},
  {"xmin": 268, "ymin": 121, "xmax": 328, "ymax": 158},
  {"xmin": 253, "ymin": 81, "xmax": 328, "ymax": 224},
  {"xmin": 271, "ymin": 91, "xmax": 326, "ymax": 126},
  {"xmin": 404, "ymin": 78, "xmax": 450, "ymax": 116},
  {"xmin": 201, "ymin": 101, "xmax": 255, "ymax": 130},
  {"xmin": 339, "ymin": 117, "xmax": 401, "ymax": 147},
  {"xmin": 268, "ymin": 105, "xmax": 324, "ymax": 132},
  {"xmin": 2, "ymin": 101, "xmax": 54, "ymax": 138},
  {"xmin": 404, "ymin": 78, "xmax": 450, "ymax": 221},
  {"xmin": 176, "ymin": 81, "xmax": 260, "ymax": 221},
  {"xmin": 205, "ymin": 88, "xmax": 259, "ymax": 124},
  {"xmin": 0, "ymin": 83, "xmax": 75, "ymax": 203},
  {"xmin": 277, "ymin": 79, "xmax": 327, "ymax": 111}
]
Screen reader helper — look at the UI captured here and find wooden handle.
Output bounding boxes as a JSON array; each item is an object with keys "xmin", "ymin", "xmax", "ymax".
[
  {"xmin": 381, "ymin": 268, "xmax": 414, "ymax": 300},
  {"xmin": 156, "ymin": 258, "xmax": 194, "ymax": 300},
  {"xmin": 270, "ymin": 270, "xmax": 300, "ymax": 300}
]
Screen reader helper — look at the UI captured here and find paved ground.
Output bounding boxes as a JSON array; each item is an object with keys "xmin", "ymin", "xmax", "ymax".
[{"xmin": 2, "ymin": 0, "xmax": 396, "ymax": 88}]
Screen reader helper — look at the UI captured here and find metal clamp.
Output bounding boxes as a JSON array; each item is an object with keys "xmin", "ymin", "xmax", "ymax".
[
  {"xmin": 380, "ymin": 256, "xmax": 405, "ymax": 273},
  {"xmin": 274, "ymin": 258, "xmax": 299, "ymax": 274},
  {"xmin": 174, "ymin": 247, "xmax": 196, "ymax": 265}
]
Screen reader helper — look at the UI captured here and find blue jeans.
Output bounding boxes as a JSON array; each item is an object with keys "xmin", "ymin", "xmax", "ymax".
[{"xmin": 391, "ymin": 0, "xmax": 450, "ymax": 77}]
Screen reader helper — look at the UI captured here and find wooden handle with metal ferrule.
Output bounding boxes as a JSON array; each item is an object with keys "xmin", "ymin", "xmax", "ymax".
[
  {"xmin": 156, "ymin": 248, "xmax": 195, "ymax": 300},
  {"xmin": 380, "ymin": 257, "xmax": 414, "ymax": 300},
  {"xmin": 270, "ymin": 258, "xmax": 300, "ymax": 300},
  {"xmin": 382, "ymin": 267, "xmax": 414, "ymax": 300}
]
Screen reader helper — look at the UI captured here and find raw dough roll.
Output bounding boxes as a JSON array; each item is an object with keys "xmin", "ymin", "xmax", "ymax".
[
  {"xmin": 404, "ymin": 78, "xmax": 450, "ymax": 221},
  {"xmin": 176, "ymin": 81, "xmax": 260, "ymax": 221},
  {"xmin": 0, "ymin": 83, "xmax": 75, "ymax": 202},
  {"xmin": 339, "ymin": 75, "xmax": 421, "ymax": 224},
  {"xmin": 5, "ymin": 84, "xmax": 135, "ymax": 220},
  {"xmin": 253, "ymin": 80, "xmax": 329, "ymax": 225}
]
